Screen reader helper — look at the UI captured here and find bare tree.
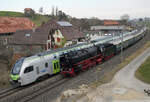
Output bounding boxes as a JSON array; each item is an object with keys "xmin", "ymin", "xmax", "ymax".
[
  {"xmin": 121, "ymin": 14, "xmax": 130, "ymax": 21},
  {"xmin": 0, "ymin": 44, "xmax": 13, "ymax": 69},
  {"xmin": 51, "ymin": 6, "xmax": 55, "ymax": 16},
  {"xmin": 39, "ymin": 7, "xmax": 43, "ymax": 14},
  {"xmin": 56, "ymin": 6, "xmax": 58, "ymax": 16}
]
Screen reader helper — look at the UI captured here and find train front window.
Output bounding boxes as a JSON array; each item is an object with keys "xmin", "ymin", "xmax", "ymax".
[{"xmin": 12, "ymin": 58, "xmax": 24, "ymax": 75}]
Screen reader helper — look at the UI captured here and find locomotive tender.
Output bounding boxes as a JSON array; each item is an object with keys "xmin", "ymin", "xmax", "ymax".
[{"xmin": 10, "ymin": 28, "xmax": 146, "ymax": 86}]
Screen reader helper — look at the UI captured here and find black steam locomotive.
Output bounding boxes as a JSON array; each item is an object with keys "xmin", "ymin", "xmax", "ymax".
[{"xmin": 60, "ymin": 43, "xmax": 116, "ymax": 76}]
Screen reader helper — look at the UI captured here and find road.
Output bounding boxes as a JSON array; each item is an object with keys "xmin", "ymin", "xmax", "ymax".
[{"xmin": 115, "ymin": 46, "xmax": 150, "ymax": 92}]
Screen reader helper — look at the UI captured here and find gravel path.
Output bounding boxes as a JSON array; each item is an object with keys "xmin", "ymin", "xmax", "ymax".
[{"xmin": 114, "ymin": 46, "xmax": 150, "ymax": 92}]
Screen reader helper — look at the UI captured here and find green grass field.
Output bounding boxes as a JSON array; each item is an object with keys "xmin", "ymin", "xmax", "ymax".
[
  {"xmin": 136, "ymin": 56, "xmax": 150, "ymax": 84},
  {"xmin": 0, "ymin": 11, "xmax": 50, "ymax": 26},
  {"xmin": 0, "ymin": 11, "xmax": 24, "ymax": 17},
  {"xmin": 31, "ymin": 14, "xmax": 50, "ymax": 26}
]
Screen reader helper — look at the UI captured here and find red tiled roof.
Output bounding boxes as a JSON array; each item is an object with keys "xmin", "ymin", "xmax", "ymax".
[
  {"xmin": 0, "ymin": 17, "xmax": 35, "ymax": 34},
  {"xmin": 104, "ymin": 20, "xmax": 119, "ymax": 26}
]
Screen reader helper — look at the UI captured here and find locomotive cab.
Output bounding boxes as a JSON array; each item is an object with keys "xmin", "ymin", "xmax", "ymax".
[
  {"xmin": 10, "ymin": 58, "xmax": 24, "ymax": 86},
  {"xmin": 10, "ymin": 53, "xmax": 61, "ymax": 86},
  {"xmin": 10, "ymin": 57, "xmax": 37, "ymax": 86},
  {"xmin": 60, "ymin": 51, "xmax": 75, "ymax": 71},
  {"xmin": 102, "ymin": 43, "xmax": 116, "ymax": 60}
]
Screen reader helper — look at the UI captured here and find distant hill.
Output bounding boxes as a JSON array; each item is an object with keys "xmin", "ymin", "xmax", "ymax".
[{"xmin": 0, "ymin": 11, "xmax": 50, "ymax": 26}]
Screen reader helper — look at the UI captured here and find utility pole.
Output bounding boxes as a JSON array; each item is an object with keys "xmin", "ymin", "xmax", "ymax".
[
  {"xmin": 121, "ymin": 32, "xmax": 123, "ymax": 62},
  {"xmin": 120, "ymin": 26, "xmax": 124, "ymax": 63}
]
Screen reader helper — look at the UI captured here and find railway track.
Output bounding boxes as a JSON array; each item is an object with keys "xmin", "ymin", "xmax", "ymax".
[
  {"xmin": 0, "ymin": 66, "xmax": 102, "ymax": 102},
  {"xmin": 0, "ymin": 84, "xmax": 33, "ymax": 101},
  {"xmin": 15, "ymin": 63, "xmax": 106, "ymax": 102},
  {"xmin": 15, "ymin": 78, "xmax": 69, "ymax": 102},
  {"xmin": 0, "ymin": 86, "xmax": 19, "ymax": 99},
  {"xmin": 0, "ymin": 74, "xmax": 64, "ymax": 102}
]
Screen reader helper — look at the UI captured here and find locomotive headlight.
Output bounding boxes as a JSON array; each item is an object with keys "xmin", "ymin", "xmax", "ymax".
[{"xmin": 10, "ymin": 74, "xmax": 19, "ymax": 81}]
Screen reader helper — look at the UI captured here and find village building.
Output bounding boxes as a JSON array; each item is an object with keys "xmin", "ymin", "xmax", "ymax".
[
  {"xmin": 24, "ymin": 8, "xmax": 33, "ymax": 13},
  {"xmin": 11, "ymin": 20, "xmax": 84, "ymax": 55},
  {"xmin": 90, "ymin": 20, "xmax": 124, "ymax": 35},
  {"xmin": 24, "ymin": 8, "xmax": 35, "ymax": 17},
  {"xmin": 0, "ymin": 17, "xmax": 35, "ymax": 45},
  {"xmin": 89, "ymin": 20, "xmax": 128, "ymax": 36}
]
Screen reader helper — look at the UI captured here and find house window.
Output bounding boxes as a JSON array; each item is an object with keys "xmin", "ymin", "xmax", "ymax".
[
  {"xmin": 57, "ymin": 37, "xmax": 60, "ymax": 42},
  {"xmin": 25, "ymin": 33, "xmax": 31, "ymax": 37},
  {"xmin": 5, "ymin": 38, "xmax": 7, "ymax": 44}
]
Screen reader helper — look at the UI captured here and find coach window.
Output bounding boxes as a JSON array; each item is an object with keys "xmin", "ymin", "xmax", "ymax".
[
  {"xmin": 24, "ymin": 66, "xmax": 33, "ymax": 73},
  {"xmin": 45, "ymin": 63, "xmax": 48, "ymax": 68}
]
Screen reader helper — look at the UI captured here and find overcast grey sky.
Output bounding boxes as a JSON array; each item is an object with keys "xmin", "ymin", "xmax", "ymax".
[{"xmin": 1, "ymin": 0, "xmax": 150, "ymax": 19}]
